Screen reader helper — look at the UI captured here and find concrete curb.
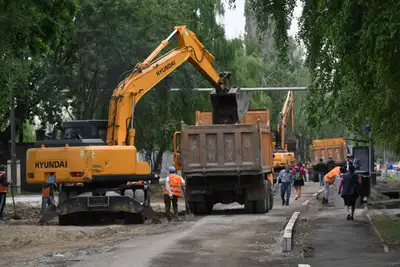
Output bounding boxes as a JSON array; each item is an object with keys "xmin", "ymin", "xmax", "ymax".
[
  {"xmin": 364, "ymin": 206, "xmax": 389, "ymax": 253},
  {"xmin": 283, "ymin": 211, "xmax": 300, "ymax": 252},
  {"xmin": 312, "ymin": 189, "xmax": 324, "ymax": 199}
]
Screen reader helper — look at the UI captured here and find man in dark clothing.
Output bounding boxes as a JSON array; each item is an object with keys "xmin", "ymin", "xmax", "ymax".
[
  {"xmin": 0, "ymin": 166, "xmax": 9, "ymax": 221},
  {"xmin": 326, "ymin": 157, "xmax": 336, "ymax": 172},
  {"xmin": 316, "ymin": 158, "xmax": 327, "ymax": 186},
  {"xmin": 338, "ymin": 165, "xmax": 362, "ymax": 220}
]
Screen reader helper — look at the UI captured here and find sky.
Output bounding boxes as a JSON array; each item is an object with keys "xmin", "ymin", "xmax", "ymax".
[{"xmin": 222, "ymin": 0, "xmax": 303, "ymax": 39}]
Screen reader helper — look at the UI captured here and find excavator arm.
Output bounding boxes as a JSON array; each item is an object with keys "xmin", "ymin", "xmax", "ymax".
[
  {"xmin": 107, "ymin": 25, "xmax": 248, "ymax": 146},
  {"xmin": 277, "ymin": 91, "xmax": 294, "ymax": 149}
]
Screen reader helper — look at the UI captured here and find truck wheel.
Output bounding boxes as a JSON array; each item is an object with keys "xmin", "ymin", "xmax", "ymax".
[
  {"xmin": 195, "ymin": 202, "xmax": 206, "ymax": 215},
  {"xmin": 264, "ymin": 180, "xmax": 273, "ymax": 213},
  {"xmin": 254, "ymin": 199, "xmax": 266, "ymax": 213},
  {"xmin": 188, "ymin": 202, "xmax": 197, "ymax": 214},
  {"xmin": 268, "ymin": 182, "xmax": 274, "ymax": 210},
  {"xmin": 245, "ymin": 200, "xmax": 254, "ymax": 213}
]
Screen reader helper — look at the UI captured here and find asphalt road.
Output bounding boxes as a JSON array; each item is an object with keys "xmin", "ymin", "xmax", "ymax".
[{"xmin": 70, "ymin": 182, "xmax": 321, "ymax": 267}]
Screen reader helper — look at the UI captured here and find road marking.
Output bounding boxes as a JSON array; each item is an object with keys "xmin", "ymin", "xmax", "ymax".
[
  {"xmin": 298, "ymin": 265, "xmax": 311, "ymax": 267},
  {"xmin": 302, "ymin": 200, "xmax": 310, "ymax": 206}
]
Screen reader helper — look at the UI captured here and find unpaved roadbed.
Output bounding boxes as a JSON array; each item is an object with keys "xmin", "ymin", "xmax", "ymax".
[{"xmin": 0, "ymin": 202, "xmax": 188, "ymax": 267}]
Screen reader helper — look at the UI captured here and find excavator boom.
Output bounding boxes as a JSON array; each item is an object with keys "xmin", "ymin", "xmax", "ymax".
[
  {"xmin": 107, "ymin": 25, "xmax": 249, "ymax": 146},
  {"xmin": 273, "ymin": 91, "xmax": 296, "ymax": 171}
]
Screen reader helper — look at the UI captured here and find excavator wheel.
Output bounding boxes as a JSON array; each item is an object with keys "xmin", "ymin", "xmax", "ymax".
[{"xmin": 124, "ymin": 212, "xmax": 145, "ymax": 224}]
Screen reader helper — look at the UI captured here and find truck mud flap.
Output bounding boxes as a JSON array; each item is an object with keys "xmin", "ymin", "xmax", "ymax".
[{"xmin": 60, "ymin": 195, "xmax": 144, "ymax": 215}]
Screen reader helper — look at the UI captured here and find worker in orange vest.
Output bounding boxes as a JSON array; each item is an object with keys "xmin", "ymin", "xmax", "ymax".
[
  {"xmin": 323, "ymin": 165, "xmax": 345, "ymax": 205},
  {"xmin": 164, "ymin": 166, "xmax": 185, "ymax": 217},
  {"xmin": 0, "ymin": 166, "xmax": 9, "ymax": 221},
  {"xmin": 41, "ymin": 175, "xmax": 56, "ymax": 214}
]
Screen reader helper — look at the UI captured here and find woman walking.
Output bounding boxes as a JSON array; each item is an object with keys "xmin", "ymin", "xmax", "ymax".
[
  {"xmin": 338, "ymin": 165, "xmax": 362, "ymax": 220},
  {"xmin": 292, "ymin": 161, "xmax": 306, "ymax": 200}
]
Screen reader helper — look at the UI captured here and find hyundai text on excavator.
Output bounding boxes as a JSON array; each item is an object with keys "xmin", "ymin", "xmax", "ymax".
[
  {"xmin": 26, "ymin": 25, "xmax": 249, "ymax": 225},
  {"xmin": 273, "ymin": 91, "xmax": 296, "ymax": 174}
]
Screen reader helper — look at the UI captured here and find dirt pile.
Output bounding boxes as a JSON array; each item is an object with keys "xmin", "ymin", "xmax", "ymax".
[{"xmin": 4, "ymin": 202, "xmax": 41, "ymax": 220}]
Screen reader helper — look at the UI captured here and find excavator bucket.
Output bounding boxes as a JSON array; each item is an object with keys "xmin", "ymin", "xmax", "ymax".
[{"xmin": 210, "ymin": 88, "xmax": 249, "ymax": 124}]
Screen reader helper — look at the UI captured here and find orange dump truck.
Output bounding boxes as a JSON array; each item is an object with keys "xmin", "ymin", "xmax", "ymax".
[
  {"xmin": 311, "ymin": 138, "xmax": 348, "ymax": 165},
  {"xmin": 173, "ymin": 109, "xmax": 274, "ymax": 215}
]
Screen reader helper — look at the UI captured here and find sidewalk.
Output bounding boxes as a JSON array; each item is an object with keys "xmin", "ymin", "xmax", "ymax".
[{"xmin": 305, "ymin": 184, "xmax": 400, "ymax": 267}]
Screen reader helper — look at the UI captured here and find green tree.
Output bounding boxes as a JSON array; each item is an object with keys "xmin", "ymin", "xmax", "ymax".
[
  {"xmin": 232, "ymin": 0, "xmax": 400, "ymax": 152},
  {"xmin": 0, "ymin": 0, "xmax": 78, "ymax": 142}
]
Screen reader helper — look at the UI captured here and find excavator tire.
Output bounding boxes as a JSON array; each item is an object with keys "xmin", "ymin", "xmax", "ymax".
[
  {"xmin": 124, "ymin": 212, "xmax": 145, "ymax": 224},
  {"xmin": 58, "ymin": 214, "xmax": 69, "ymax": 226}
]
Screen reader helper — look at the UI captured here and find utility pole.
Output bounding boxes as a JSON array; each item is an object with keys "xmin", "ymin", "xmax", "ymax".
[{"xmin": 10, "ymin": 86, "xmax": 16, "ymax": 186}]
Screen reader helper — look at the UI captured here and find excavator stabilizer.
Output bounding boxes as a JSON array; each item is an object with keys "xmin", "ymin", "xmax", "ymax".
[{"xmin": 210, "ymin": 88, "xmax": 249, "ymax": 124}]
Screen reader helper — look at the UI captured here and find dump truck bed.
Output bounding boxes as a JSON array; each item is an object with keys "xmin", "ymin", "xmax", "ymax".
[
  {"xmin": 180, "ymin": 121, "xmax": 273, "ymax": 176},
  {"xmin": 312, "ymin": 138, "xmax": 347, "ymax": 163}
]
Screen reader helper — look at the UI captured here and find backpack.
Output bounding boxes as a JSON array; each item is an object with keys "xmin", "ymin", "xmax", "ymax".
[{"xmin": 295, "ymin": 168, "xmax": 302, "ymax": 180}]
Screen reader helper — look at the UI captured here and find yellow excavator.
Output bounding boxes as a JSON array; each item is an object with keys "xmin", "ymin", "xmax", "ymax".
[
  {"xmin": 273, "ymin": 91, "xmax": 296, "ymax": 173},
  {"xmin": 26, "ymin": 25, "xmax": 248, "ymax": 225}
]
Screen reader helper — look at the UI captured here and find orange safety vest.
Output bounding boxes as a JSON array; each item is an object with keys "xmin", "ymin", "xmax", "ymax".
[
  {"xmin": 42, "ymin": 187, "xmax": 50, "ymax": 197},
  {"xmin": 164, "ymin": 174, "xmax": 183, "ymax": 197},
  {"xmin": 0, "ymin": 173, "xmax": 7, "ymax": 193},
  {"xmin": 324, "ymin": 166, "xmax": 341, "ymax": 184},
  {"xmin": 0, "ymin": 184, "xmax": 7, "ymax": 193}
]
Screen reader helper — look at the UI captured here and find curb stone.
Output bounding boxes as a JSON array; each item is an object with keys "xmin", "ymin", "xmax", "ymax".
[
  {"xmin": 283, "ymin": 211, "xmax": 300, "ymax": 252},
  {"xmin": 312, "ymin": 189, "xmax": 324, "ymax": 199},
  {"xmin": 364, "ymin": 205, "xmax": 389, "ymax": 253}
]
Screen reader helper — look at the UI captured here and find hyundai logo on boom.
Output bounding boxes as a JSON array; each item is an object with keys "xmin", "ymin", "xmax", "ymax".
[
  {"xmin": 156, "ymin": 60, "xmax": 176, "ymax": 76},
  {"xmin": 35, "ymin": 161, "xmax": 68, "ymax": 168}
]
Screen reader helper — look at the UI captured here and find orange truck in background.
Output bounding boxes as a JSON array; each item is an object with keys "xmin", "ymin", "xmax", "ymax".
[{"xmin": 311, "ymin": 138, "xmax": 348, "ymax": 165}]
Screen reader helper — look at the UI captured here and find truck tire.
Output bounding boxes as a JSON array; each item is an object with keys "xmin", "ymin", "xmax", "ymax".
[
  {"xmin": 254, "ymin": 199, "xmax": 267, "ymax": 213},
  {"xmin": 188, "ymin": 202, "xmax": 198, "ymax": 214},
  {"xmin": 265, "ymin": 180, "xmax": 273, "ymax": 212},
  {"xmin": 244, "ymin": 200, "xmax": 254, "ymax": 213}
]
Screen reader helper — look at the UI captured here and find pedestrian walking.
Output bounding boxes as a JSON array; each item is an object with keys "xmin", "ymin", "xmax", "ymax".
[
  {"xmin": 338, "ymin": 165, "xmax": 362, "ymax": 220},
  {"xmin": 316, "ymin": 158, "xmax": 327, "ymax": 186},
  {"xmin": 164, "ymin": 166, "xmax": 185, "ymax": 218},
  {"xmin": 292, "ymin": 162, "xmax": 306, "ymax": 200},
  {"xmin": 277, "ymin": 164, "xmax": 294, "ymax": 206},
  {"xmin": 0, "ymin": 166, "xmax": 9, "ymax": 221},
  {"xmin": 323, "ymin": 165, "xmax": 346, "ymax": 205}
]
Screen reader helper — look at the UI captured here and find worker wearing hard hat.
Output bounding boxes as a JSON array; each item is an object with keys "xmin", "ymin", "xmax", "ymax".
[
  {"xmin": 322, "ymin": 165, "xmax": 346, "ymax": 205},
  {"xmin": 41, "ymin": 175, "xmax": 57, "ymax": 214},
  {"xmin": 164, "ymin": 166, "xmax": 185, "ymax": 217},
  {"xmin": 0, "ymin": 166, "xmax": 9, "ymax": 221}
]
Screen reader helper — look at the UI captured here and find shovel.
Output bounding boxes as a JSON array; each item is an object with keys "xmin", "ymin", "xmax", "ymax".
[{"xmin": 9, "ymin": 183, "xmax": 21, "ymax": 220}]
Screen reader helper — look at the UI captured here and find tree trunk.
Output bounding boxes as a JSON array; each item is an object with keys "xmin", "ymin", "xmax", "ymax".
[{"xmin": 152, "ymin": 145, "xmax": 165, "ymax": 174}]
